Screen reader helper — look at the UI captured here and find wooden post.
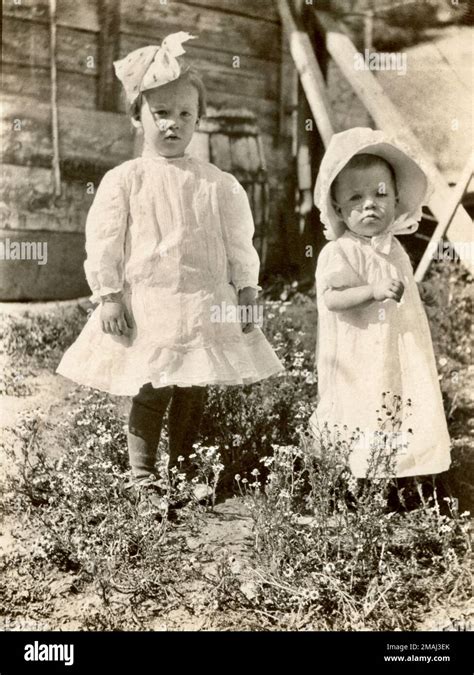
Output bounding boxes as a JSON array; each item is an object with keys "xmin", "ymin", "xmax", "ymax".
[
  {"xmin": 48, "ymin": 0, "xmax": 61, "ymax": 196},
  {"xmin": 363, "ymin": 10, "xmax": 374, "ymax": 54},
  {"xmin": 97, "ymin": 0, "xmax": 121, "ymax": 112},
  {"xmin": 279, "ymin": 30, "xmax": 297, "ymax": 139},
  {"xmin": 415, "ymin": 152, "xmax": 474, "ymax": 282},
  {"xmin": 277, "ymin": 0, "xmax": 334, "ymax": 148},
  {"xmin": 315, "ymin": 9, "xmax": 473, "ymax": 274}
]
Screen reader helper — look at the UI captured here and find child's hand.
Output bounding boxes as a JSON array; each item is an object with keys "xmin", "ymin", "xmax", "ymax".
[
  {"xmin": 100, "ymin": 299, "xmax": 133, "ymax": 336},
  {"xmin": 371, "ymin": 278, "xmax": 405, "ymax": 302},
  {"xmin": 417, "ymin": 281, "xmax": 436, "ymax": 307},
  {"xmin": 238, "ymin": 287, "xmax": 258, "ymax": 333}
]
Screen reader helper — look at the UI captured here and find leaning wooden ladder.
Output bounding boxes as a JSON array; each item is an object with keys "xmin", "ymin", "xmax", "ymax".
[{"xmin": 277, "ymin": 0, "xmax": 473, "ymax": 280}]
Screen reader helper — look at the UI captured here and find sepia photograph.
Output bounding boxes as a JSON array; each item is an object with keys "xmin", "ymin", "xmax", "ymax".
[{"xmin": 0, "ymin": 0, "xmax": 472, "ymax": 666}]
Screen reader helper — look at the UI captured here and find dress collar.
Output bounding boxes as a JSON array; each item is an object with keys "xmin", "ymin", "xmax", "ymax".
[
  {"xmin": 344, "ymin": 229, "xmax": 394, "ymax": 255},
  {"xmin": 141, "ymin": 147, "xmax": 192, "ymax": 161}
]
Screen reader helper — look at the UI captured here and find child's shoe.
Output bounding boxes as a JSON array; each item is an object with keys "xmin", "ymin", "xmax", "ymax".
[
  {"xmin": 169, "ymin": 482, "xmax": 214, "ymax": 510},
  {"xmin": 123, "ymin": 475, "xmax": 168, "ymax": 517}
]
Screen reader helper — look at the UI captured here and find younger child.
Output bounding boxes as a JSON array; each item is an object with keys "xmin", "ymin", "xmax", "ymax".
[
  {"xmin": 57, "ymin": 32, "xmax": 283, "ymax": 507},
  {"xmin": 309, "ymin": 127, "xmax": 451, "ymax": 481}
]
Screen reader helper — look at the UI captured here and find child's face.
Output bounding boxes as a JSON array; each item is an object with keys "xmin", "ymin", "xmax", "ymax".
[
  {"xmin": 140, "ymin": 78, "xmax": 199, "ymax": 158},
  {"xmin": 332, "ymin": 161, "xmax": 397, "ymax": 237}
]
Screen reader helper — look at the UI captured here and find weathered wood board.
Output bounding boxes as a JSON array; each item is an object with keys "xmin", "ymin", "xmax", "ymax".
[
  {"xmin": 2, "ymin": 0, "xmax": 280, "ymax": 30},
  {"xmin": 0, "ymin": 164, "xmax": 93, "ymax": 234},
  {"xmin": 119, "ymin": 0, "xmax": 281, "ymax": 60},
  {"xmin": 0, "ymin": 228, "xmax": 90, "ymax": 300},
  {"xmin": 2, "ymin": 17, "xmax": 100, "ymax": 74},
  {"xmin": 1, "ymin": 64, "xmax": 97, "ymax": 110},
  {"xmin": 1, "ymin": 94, "xmax": 135, "ymax": 174}
]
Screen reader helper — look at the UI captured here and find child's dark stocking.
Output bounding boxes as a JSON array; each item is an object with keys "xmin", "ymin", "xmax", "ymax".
[
  {"xmin": 128, "ymin": 383, "xmax": 173, "ymax": 480},
  {"xmin": 168, "ymin": 385, "xmax": 207, "ymax": 478}
]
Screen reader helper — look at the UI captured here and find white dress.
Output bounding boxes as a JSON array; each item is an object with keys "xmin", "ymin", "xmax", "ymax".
[
  {"xmin": 309, "ymin": 230, "xmax": 451, "ymax": 478},
  {"xmin": 56, "ymin": 152, "xmax": 284, "ymax": 395}
]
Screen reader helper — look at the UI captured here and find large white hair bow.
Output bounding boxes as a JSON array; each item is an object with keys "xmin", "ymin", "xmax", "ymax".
[{"xmin": 114, "ymin": 32, "xmax": 196, "ymax": 105}]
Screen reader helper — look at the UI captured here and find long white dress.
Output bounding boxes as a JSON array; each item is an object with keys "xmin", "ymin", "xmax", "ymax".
[
  {"xmin": 309, "ymin": 230, "xmax": 451, "ymax": 478},
  {"xmin": 56, "ymin": 152, "xmax": 284, "ymax": 395}
]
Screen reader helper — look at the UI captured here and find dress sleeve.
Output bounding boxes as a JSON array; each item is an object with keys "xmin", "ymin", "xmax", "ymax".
[
  {"xmin": 316, "ymin": 241, "xmax": 362, "ymax": 294},
  {"xmin": 83, "ymin": 165, "xmax": 129, "ymax": 303},
  {"xmin": 218, "ymin": 172, "xmax": 262, "ymax": 293}
]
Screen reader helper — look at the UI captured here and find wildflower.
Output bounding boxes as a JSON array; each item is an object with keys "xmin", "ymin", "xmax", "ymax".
[
  {"xmin": 259, "ymin": 456, "xmax": 274, "ymax": 467},
  {"xmin": 347, "ymin": 476, "xmax": 358, "ymax": 495},
  {"xmin": 251, "ymin": 468, "xmax": 260, "ymax": 477},
  {"xmin": 439, "ymin": 524, "xmax": 452, "ymax": 534},
  {"xmin": 234, "ymin": 474, "xmax": 241, "ymax": 482}
]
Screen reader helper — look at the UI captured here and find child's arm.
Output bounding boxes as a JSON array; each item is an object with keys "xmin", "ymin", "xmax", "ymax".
[
  {"xmin": 324, "ymin": 279, "xmax": 404, "ymax": 311},
  {"xmin": 83, "ymin": 166, "xmax": 131, "ymax": 335},
  {"xmin": 218, "ymin": 174, "xmax": 261, "ymax": 332}
]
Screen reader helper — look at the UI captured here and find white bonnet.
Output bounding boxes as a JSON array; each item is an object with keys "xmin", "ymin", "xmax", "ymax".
[{"xmin": 314, "ymin": 127, "xmax": 430, "ymax": 240}]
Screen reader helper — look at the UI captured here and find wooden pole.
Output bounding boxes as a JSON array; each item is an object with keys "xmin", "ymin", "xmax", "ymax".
[
  {"xmin": 363, "ymin": 10, "xmax": 374, "ymax": 54},
  {"xmin": 279, "ymin": 29, "xmax": 296, "ymax": 138},
  {"xmin": 315, "ymin": 9, "xmax": 473, "ymax": 274},
  {"xmin": 415, "ymin": 152, "xmax": 474, "ymax": 282},
  {"xmin": 97, "ymin": 0, "xmax": 121, "ymax": 111},
  {"xmin": 48, "ymin": 0, "xmax": 61, "ymax": 196},
  {"xmin": 277, "ymin": 0, "xmax": 334, "ymax": 148}
]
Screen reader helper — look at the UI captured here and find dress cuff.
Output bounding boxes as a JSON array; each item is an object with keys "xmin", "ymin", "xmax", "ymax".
[{"xmin": 89, "ymin": 286, "xmax": 123, "ymax": 304}]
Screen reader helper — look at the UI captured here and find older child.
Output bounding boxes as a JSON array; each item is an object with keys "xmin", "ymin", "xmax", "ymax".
[
  {"xmin": 57, "ymin": 32, "xmax": 283, "ymax": 506},
  {"xmin": 310, "ymin": 127, "xmax": 451, "ymax": 480}
]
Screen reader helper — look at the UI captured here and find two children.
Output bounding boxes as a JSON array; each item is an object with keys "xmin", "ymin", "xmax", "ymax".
[{"xmin": 57, "ymin": 33, "xmax": 450, "ymax": 504}]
